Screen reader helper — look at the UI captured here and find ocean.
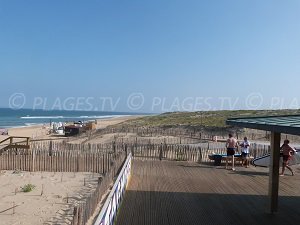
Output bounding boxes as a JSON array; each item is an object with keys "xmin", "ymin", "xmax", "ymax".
[{"xmin": 0, "ymin": 108, "xmax": 138, "ymax": 128}]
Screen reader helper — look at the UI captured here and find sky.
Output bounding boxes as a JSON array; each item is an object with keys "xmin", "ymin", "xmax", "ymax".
[{"xmin": 0, "ymin": 0, "xmax": 299, "ymax": 113}]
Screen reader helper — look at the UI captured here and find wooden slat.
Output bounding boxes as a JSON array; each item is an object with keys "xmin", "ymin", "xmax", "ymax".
[{"xmin": 116, "ymin": 160, "xmax": 300, "ymax": 225}]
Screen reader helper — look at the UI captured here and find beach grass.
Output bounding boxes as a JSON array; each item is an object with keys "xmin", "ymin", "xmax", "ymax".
[{"xmin": 120, "ymin": 109, "xmax": 300, "ymax": 128}]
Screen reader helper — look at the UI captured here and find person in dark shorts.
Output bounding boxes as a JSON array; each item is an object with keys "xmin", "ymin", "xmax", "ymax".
[
  {"xmin": 240, "ymin": 137, "xmax": 250, "ymax": 168},
  {"xmin": 280, "ymin": 139, "xmax": 296, "ymax": 176},
  {"xmin": 226, "ymin": 134, "xmax": 238, "ymax": 171}
]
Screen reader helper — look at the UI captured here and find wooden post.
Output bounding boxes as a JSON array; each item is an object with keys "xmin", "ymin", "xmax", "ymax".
[
  {"xmin": 33, "ymin": 150, "xmax": 37, "ymax": 172},
  {"xmin": 268, "ymin": 132, "xmax": 281, "ymax": 213},
  {"xmin": 49, "ymin": 141, "xmax": 53, "ymax": 156},
  {"xmin": 78, "ymin": 206, "xmax": 82, "ymax": 225},
  {"xmin": 73, "ymin": 206, "xmax": 78, "ymax": 225},
  {"xmin": 113, "ymin": 141, "xmax": 116, "ymax": 156},
  {"xmin": 198, "ymin": 147, "xmax": 202, "ymax": 163},
  {"xmin": 159, "ymin": 143, "xmax": 163, "ymax": 161}
]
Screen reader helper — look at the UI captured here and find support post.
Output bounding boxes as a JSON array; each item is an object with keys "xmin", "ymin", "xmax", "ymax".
[{"xmin": 268, "ymin": 132, "xmax": 281, "ymax": 213}]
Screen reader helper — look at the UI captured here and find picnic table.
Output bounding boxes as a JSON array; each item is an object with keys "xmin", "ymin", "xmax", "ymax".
[{"xmin": 209, "ymin": 154, "xmax": 253, "ymax": 166}]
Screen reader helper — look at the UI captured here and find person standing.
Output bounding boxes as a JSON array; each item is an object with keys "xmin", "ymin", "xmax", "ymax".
[
  {"xmin": 280, "ymin": 139, "xmax": 296, "ymax": 176},
  {"xmin": 240, "ymin": 137, "xmax": 250, "ymax": 168},
  {"xmin": 226, "ymin": 133, "xmax": 238, "ymax": 171}
]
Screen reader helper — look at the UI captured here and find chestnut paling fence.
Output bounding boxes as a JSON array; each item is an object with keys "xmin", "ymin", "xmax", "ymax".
[
  {"xmin": 94, "ymin": 126, "xmax": 277, "ymax": 142},
  {"xmin": 130, "ymin": 142, "xmax": 270, "ymax": 162},
  {"xmin": 71, "ymin": 151, "xmax": 127, "ymax": 225},
  {"xmin": 0, "ymin": 141, "xmax": 271, "ymax": 172},
  {"xmin": 0, "ymin": 139, "xmax": 271, "ymax": 225}
]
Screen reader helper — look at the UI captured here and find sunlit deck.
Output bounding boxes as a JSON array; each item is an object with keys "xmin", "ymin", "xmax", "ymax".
[{"xmin": 116, "ymin": 160, "xmax": 300, "ymax": 225}]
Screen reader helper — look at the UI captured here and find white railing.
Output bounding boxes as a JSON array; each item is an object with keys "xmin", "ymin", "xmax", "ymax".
[{"xmin": 94, "ymin": 153, "xmax": 132, "ymax": 225}]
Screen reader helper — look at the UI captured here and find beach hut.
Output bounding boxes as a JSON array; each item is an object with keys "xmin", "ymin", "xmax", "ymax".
[
  {"xmin": 226, "ymin": 115, "xmax": 300, "ymax": 213},
  {"xmin": 64, "ymin": 125, "xmax": 83, "ymax": 136}
]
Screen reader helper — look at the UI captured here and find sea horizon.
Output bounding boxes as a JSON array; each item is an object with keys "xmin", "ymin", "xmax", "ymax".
[{"xmin": 0, "ymin": 108, "xmax": 146, "ymax": 128}]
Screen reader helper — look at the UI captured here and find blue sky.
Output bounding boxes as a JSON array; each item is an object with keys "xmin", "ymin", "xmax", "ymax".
[{"xmin": 0, "ymin": 0, "xmax": 299, "ymax": 112}]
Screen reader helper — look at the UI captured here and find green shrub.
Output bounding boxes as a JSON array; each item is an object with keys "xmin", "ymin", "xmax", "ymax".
[{"xmin": 21, "ymin": 184, "xmax": 35, "ymax": 193}]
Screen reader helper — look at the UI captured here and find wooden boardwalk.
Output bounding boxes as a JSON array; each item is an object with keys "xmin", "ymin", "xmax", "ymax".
[{"xmin": 116, "ymin": 160, "xmax": 300, "ymax": 225}]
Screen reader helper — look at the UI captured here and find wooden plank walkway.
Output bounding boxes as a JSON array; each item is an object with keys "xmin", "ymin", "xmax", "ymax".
[{"xmin": 116, "ymin": 160, "xmax": 300, "ymax": 225}]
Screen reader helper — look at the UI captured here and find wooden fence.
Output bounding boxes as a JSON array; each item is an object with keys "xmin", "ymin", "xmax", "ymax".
[
  {"xmin": 0, "ymin": 141, "xmax": 127, "ymax": 173},
  {"xmin": 0, "ymin": 150, "xmax": 116, "ymax": 173},
  {"xmin": 97, "ymin": 126, "xmax": 272, "ymax": 140},
  {"xmin": 71, "ymin": 151, "xmax": 127, "ymax": 225},
  {"xmin": 0, "ymin": 139, "xmax": 271, "ymax": 225},
  {"xmin": 96, "ymin": 126, "xmax": 300, "ymax": 143},
  {"xmin": 96, "ymin": 127, "xmax": 227, "ymax": 141},
  {"xmin": 104, "ymin": 136, "xmax": 203, "ymax": 145},
  {"xmin": 0, "ymin": 140, "xmax": 271, "ymax": 172},
  {"xmin": 0, "ymin": 140, "xmax": 128, "ymax": 225},
  {"xmin": 130, "ymin": 142, "xmax": 271, "ymax": 163}
]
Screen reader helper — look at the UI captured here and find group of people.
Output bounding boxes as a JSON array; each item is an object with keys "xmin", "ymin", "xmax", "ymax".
[
  {"xmin": 225, "ymin": 134, "xmax": 250, "ymax": 171},
  {"xmin": 225, "ymin": 134, "xmax": 296, "ymax": 176}
]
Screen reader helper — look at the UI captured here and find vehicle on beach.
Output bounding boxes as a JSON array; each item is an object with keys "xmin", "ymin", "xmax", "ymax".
[{"xmin": 56, "ymin": 126, "xmax": 64, "ymax": 135}]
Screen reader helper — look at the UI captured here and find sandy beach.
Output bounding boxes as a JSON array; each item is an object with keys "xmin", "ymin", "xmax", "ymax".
[
  {"xmin": 0, "ymin": 116, "xmax": 139, "ymax": 143},
  {"xmin": 0, "ymin": 171, "xmax": 99, "ymax": 225},
  {"xmin": 0, "ymin": 115, "xmax": 138, "ymax": 225}
]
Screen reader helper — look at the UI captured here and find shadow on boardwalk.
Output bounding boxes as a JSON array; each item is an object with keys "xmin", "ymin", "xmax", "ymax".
[
  {"xmin": 116, "ymin": 160, "xmax": 300, "ymax": 225},
  {"xmin": 117, "ymin": 191, "xmax": 300, "ymax": 225}
]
